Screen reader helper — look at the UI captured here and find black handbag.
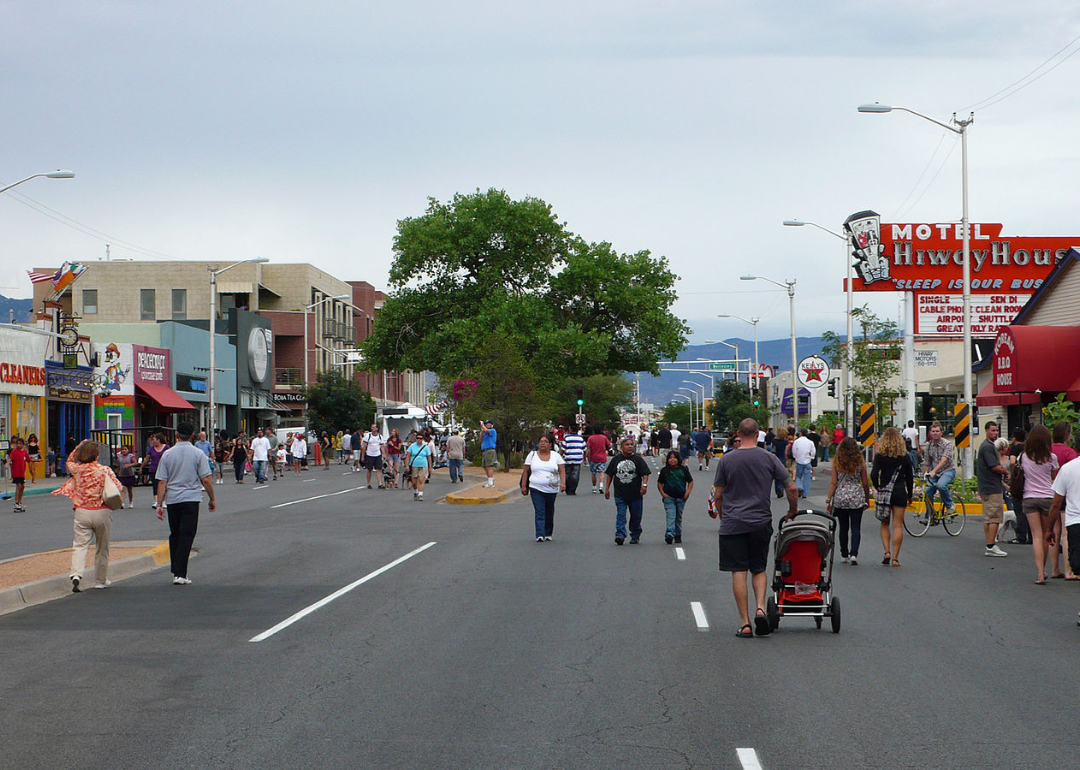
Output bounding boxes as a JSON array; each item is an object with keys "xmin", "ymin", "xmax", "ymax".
[{"xmin": 1009, "ymin": 455, "xmax": 1025, "ymax": 502}]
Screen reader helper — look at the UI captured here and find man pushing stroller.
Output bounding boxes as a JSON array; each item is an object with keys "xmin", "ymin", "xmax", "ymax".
[{"xmin": 711, "ymin": 419, "xmax": 799, "ymax": 638}]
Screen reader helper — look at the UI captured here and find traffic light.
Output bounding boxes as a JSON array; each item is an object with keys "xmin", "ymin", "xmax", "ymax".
[
  {"xmin": 828, "ymin": 379, "xmax": 837, "ymax": 397},
  {"xmin": 576, "ymin": 388, "xmax": 584, "ymax": 408},
  {"xmin": 576, "ymin": 398, "xmax": 584, "ymax": 407}
]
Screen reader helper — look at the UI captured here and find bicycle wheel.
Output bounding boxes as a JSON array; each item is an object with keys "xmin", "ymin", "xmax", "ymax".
[
  {"xmin": 903, "ymin": 498, "xmax": 931, "ymax": 537},
  {"xmin": 942, "ymin": 500, "xmax": 967, "ymax": 536}
]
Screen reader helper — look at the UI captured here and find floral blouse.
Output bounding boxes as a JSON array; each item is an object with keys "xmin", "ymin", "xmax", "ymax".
[{"xmin": 52, "ymin": 450, "xmax": 123, "ymax": 510}]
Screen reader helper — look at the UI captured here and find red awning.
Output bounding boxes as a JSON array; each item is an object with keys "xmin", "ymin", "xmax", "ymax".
[
  {"xmin": 976, "ymin": 380, "xmax": 1041, "ymax": 408},
  {"xmin": 136, "ymin": 382, "xmax": 196, "ymax": 411}
]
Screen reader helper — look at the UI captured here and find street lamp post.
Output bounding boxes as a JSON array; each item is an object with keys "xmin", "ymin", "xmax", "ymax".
[
  {"xmin": 689, "ymin": 371, "xmax": 715, "ymax": 401},
  {"xmin": 683, "ymin": 380, "xmax": 706, "ymax": 429},
  {"xmin": 741, "ymin": 275, "xmax": 797, "ymax": 418},
  {"xmin": 859, "ymin": 102, "xmax": 974, "ymax": 475},
  {"xmin": 782, "ymin": 219, "xmax": 856, "ymax": 432},
  {"xmin": 304, "ymin": 294, "xmax": 351, "ymax": 385},
  {"xmin": 717, "ymin": 313, "xmax": 759, "ymax": 391},
  {"xmin": 0, "ymin": 170, "xmax": 75, "ymax": 196},
  {"xmin": 678, "ymin": 388, "xmax": 698, "ymax": 429},
  {"xmin": 208, "ymin": 257, "xmax": 269, "ymax": 436}
]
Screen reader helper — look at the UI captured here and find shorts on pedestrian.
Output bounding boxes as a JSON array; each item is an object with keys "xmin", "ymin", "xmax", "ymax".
[
  {"xmin": 982, "ymin": 493, "xmax": 1004, "ymax": 524},
  {"xmin": 589, "ymin": 461, "xmax": 607, "ymax": 475},
  {"xmin": 119, "ymin": 476, "xmax": 135, "ymax": 488},
  {"xmin": 12, "ymin": 476, "xmax": 24, "ymax": 485},
  {"xmin": 718, "ymin": 523, "xmax": 773, "ymax": 574},
  {"xmin": 482, "ymin": 448, "xmax": 497, "ymax": 468},
  {"xmin": 1022, "ymin": 497, "xmax": 1052, "ymax": 516},
  {"xmin": 364, "ymin": 455, "xmax": 383, "ymax": 471},
  {"xmin": 352, "ymin": 450, "xmax": 363, "ymax": 462}
]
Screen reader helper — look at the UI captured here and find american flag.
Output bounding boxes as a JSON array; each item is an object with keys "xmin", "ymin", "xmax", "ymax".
[
  {"xmin": 27, "ymin": 269, "xmax": 58, "ymax": 284},
  {"xmin": 424, "ymin": 399, "xmax": 451, "ymax": 416}
]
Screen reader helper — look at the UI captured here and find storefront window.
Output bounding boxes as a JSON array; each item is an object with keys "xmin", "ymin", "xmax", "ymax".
[{"xmin": 15, "ymin": 396, "xmax": 40, "ymax": 439}]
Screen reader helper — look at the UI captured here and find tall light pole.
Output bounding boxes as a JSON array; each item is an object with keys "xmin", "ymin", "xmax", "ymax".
[
  {"xmin": 782, "ymin": 219, "xmax": 856, "ymax": 432},
  {"xmin": 673, "ymin": 393, "xmax": 693, "ymax": 427},
  {"xmin": 742, "ymin": 275, "xmax": 796, "ymax": 418},
  {"xmin": 859, "ymin": 102, "xmax": 974, "ymax": 475},
  {"xmin": 304, "ymin": 293, "xmax": 350, "ymax": 385},
  {"xmin": 689, "ymin": 371, "xmax": 715, "ymax": 401},
  {"xmin": 0, "ymin": 169, "xmax": 75, "ymax": 195},
  {"xmin": 208, "ymin": 257, "xmax": 269, "ymax": 436},
  {"xmin": 683, "ymin": 380, "xmax": 706, "ymax": 428},
  {"xmin": 678, "ymin": 388, "xmax": 698, "ymax": 429},
  {"xmin": 717, "ymin": 313, "xmax": 759, "ymax": 391}
]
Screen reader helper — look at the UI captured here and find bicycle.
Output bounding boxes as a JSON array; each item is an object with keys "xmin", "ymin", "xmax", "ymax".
[{"xmin": 903, "ymin": 473, "xmax": 966, "ymax": 537}]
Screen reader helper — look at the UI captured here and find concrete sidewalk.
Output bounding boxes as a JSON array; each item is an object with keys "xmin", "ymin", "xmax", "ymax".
[
  {"xmin": 444, "ymin": 470, "xmax": 519, "ymax": 504},
  {"xmin": 0, "ymin": 540, "xmax": 172, "ymax": 616}
]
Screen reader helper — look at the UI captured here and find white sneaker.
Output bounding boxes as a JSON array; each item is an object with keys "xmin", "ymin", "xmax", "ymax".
[
  {"xmin": 94, "ymin": 580, "xmax": 112, "ymax": 589},
  {"xmin": 946, "ymin": 504, "xmax": 956, "ymax": 515},
  {"xmin": 172, "ymin": 576, "xmax": 192, "ymax": 585},
  {"xmin": 418, "ymin": 492, "xmax": 423, "ymax": 500},
  {"xmin": 849, "ymin": 556, "xmax": 858, "ymax": 565},
  {"xmin": 413, "ymin": 490, "xmax": 418, "ymax": 500},
  {"xmin": 841, "ymin": 556, "xmax": 849, "ymax": 564},
  {"xmin": 985, "ymin": 545, "xmax": 1008, "ymax": 557}
]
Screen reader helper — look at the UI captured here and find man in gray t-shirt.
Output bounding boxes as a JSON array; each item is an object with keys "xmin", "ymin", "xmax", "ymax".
[
  {"xmin": 976, "ymin": 421, "xmax": 1009, "ymax": 557},
  {"xmin": 155, "ymin": 421, "xmax": 215, "ymax": 585},
  {"xmin": 712, "ymin": 418, "xmax": 798, "ymax": 638}
]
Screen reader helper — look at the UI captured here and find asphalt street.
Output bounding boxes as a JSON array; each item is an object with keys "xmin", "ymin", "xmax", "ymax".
[{"xmin": 2, "ymin": 459, "xmax": 1078, "ymax": 769}]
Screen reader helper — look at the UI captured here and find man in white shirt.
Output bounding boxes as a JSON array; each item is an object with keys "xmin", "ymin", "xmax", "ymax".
[
  {"xmin": 291, "ymin": 432, "xmax": 307, "ymax": 475},
  {"xmin": 791, "ymin": 429, "xmax": 816, "ymax": 499},
  {"xmin": 341, "ymin": 431, "xmax": 352, "ymax": 466},
  {"xmin": 249, "ymin": 428, "xmax": 271, "ymax": 485},
  {"xmin": 669, "ymin": 423, "xmax": 681, "ymax": 450},
  {"xmin": 1047, "ymin": 459, "xmax": 1080, "ymax": 625},
  {"xmin": 901, "ymin": 420, "xmax": 921, "ymax": 472},
  {"xmin": 362, "ymin": 424, "xmax": 385, "ymax": 489}
]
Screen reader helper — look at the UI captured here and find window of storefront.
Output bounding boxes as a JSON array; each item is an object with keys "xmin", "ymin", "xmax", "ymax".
[
  {"xmin": 172, "ymin": 289, "xmax": 187, "ymax": 320},
  {"xmin": 83, "ymin": 289, "xmax": 98, "ymax": 315},
  {"xmin": 140, "ymin": 289, "xmax": 156, "ymax": 320},
  {"xmin": 15, "ymin": 395, "xmax": 41, "ymax": 439}
]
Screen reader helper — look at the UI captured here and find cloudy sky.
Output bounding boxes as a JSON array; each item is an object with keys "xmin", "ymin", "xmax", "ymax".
[{"xmin": 3, "ymin": 1, "xmax": 1079, "ymax": 344}]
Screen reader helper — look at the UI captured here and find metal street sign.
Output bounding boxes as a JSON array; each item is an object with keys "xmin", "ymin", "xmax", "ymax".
[
  {"xmin": 575, "ymin": 412, "xmax": 586, "ymax": 425},
  {"xmin": 708, "ymin": 362, "xmax": 736, "ymax": 371}
]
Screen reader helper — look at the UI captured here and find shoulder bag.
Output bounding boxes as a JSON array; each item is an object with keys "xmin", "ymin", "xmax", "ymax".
[
  {"xmin": 102, "ymin": 470, "xmax": 124, "ymax": 510},
  {"xmin": 1009, "ymin": 455, "xmax": 1025, "ymax": 502}
]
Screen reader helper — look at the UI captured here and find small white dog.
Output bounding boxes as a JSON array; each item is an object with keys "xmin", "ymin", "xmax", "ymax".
[{"xmin": 997, "ymin": 507, "xmax": 1017, "ymax": 542}]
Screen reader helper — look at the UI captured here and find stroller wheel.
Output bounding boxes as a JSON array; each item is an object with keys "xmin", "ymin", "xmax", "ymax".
[
  {"xmin": 766, "ymin": 596, "xmax": 779, "ymax": 631},
  {"xmin": 830, "ymin": 597, "xmax": 841, "ymax": 633}
]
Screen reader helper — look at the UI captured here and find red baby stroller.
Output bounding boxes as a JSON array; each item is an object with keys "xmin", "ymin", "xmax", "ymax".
[{"xmin": 766, "ymin": 509, "xmax": 840, "ymax": 633}]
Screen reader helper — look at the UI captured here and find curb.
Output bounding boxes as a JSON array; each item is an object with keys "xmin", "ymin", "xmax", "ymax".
[
  {"xmin": 0, "ymin": 541, "xmax": 171, "ymax": 617},
  {"xmin": 445, "ymin": 486, "xmax": 512, "ymax": 505}
]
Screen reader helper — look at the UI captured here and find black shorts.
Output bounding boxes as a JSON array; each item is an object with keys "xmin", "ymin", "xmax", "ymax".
[
  {"xmin": 719, "ymin": 523, "xmax": 774, "ymax": 574},
  {"xmin": 1068, "ymin": 524, "xmax": 1080, "ymax": 574},
  {"xmin": 364, "ymin": 455, "xmax": 383, "ymax": 471},
  {"xmin": 12, "ymin": 477, "xmax": 24, "ymax": 486}
]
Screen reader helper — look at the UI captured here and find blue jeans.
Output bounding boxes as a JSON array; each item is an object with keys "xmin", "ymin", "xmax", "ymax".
[
  {"xmin": 252, "ymin": 460, "xmax": 267, "ymax": 483},
  {"xmin": 615, "ymin": 496, "xmax": 644, "ymax": 539},
  {"xmin": 926, "ymin": 468, "xmax": 956, "ymax": 510},
  {"xmin": 530, "ymin": 490, "xmax": 557, "ymax": 538},
  {"xmin": 448, "ymin": 458, "xmax": 464, "ymax": 482},
  {"xmin": 663, "ymin": 497, "xmax": 685, "ymax": 538},
  {"xmin": 795, "ymin": 462, "xmax": 812, "ymax": 498}
]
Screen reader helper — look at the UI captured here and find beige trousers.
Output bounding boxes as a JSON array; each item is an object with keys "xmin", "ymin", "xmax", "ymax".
[{"xmin": 70, "ymin": 507, "xmax": 112, "ymax": 583}]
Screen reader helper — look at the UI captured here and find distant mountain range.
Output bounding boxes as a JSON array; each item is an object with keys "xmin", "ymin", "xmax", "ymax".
[
  {"xmin": 0, "ymin": 294, "xmax": 33, "ymax": 323},
  {"xmin": 635, "ymin": 337, "xmax": 830, "ymax": 408}
]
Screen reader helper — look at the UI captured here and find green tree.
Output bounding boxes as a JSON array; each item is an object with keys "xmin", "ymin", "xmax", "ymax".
[
  {"xmin": 708, "ymin": 379, "xmax": 771, "ymax": 434},
  {"xmin": 1043, "ymin": 393, "xmax": 1080, "ymax": 432},
  {"xmin": 360, "ymin": 189, "xmax": 688, "ymax": 383},
  {"xmin": 822, "ymin": 305, "xmax": 904, "ymax": 430},
  {"xmin": 660, "ymin": 400, "xmax": 692, "ymax": 433},
  {"xmin": 303, "ymin": 370, "xmax": 376, "ymax": 438},
  {"xmin": 551, "ymin": 374, "xmax": 635, "ymax": 433},
  {"xmin": 453, "ymin": 333, "xmax": 554, "ymax": 470}
]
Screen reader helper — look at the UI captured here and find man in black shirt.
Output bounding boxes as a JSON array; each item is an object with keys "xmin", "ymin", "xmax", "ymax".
[
  {"xmin": 657, "ymin": 425, "xmax": 672, "ymax": 451},
  {"xmin": 605, "ymin": 437, "xmax": 651, "ymax": 545}
]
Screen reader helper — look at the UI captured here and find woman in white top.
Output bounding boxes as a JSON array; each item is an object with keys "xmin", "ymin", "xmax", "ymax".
[
  {"xmin": 521, "ymin": 434, "xmax": 566, "ymax": 542},
  {"xmin": 1021, "ymin": 423, "xmax": 1060, "ymax": 584}
]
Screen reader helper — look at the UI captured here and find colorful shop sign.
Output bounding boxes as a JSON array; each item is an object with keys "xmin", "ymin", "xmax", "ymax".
[
  {"xmin": 133, "ymin": 344, "xmax": 170, "ymax": 385},
  {"xmin": 844, "ymin": 212, "xmax": 1078, "ymax": 294}
]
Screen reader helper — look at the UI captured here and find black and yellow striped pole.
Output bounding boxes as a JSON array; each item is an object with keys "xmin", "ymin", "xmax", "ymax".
[
  {"xmin": 859, "ymin": 403, "xmax": 876, "ymax": 447},
  {"xmin": 953, "ymin": 402, "xmax": 971, "ymax": 448}
]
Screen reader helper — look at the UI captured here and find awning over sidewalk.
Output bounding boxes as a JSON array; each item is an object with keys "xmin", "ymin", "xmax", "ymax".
[
  {"xmin": 975, "ymin": 380, "xmax": 1041, "ymax": 408},
  {"xmin": 136, "ymin": 383, "xmax": 196, "ymax": 412}
]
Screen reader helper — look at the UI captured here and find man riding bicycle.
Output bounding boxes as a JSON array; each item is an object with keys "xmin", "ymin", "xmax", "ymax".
[{"xmin": 922, "ymin": 420, "xmax": 956, "ymax": 518}]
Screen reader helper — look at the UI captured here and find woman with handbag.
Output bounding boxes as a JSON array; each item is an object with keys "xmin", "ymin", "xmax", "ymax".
[
  {"xmin": 826, "ymin": 436, "xmax": 871, "ymax": 564},
  {"xmin": 870, "ymin": 427, "xmax": 914, "ymax": 567},
  {"xmin": 521, "ymin": 434, "xmax": 566, "ymax": 542},
  {"xmin": 53, "ymin": 440, "xmax": 124, "ymax": 592},
  {"xmin": 1019, "ymin": 423, "xmax": 1061, "ymax": 584}
]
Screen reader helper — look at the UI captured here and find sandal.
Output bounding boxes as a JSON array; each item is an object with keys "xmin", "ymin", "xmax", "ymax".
[
  {"xmin": 754, "ymin": 609, "xmax": 771, "ymax": 637},
  {"xmin": 1035, "ymin": 577, "xmax": 1047, "ymax": 585},
  {"xmin": 736, "ymin": 624, "xmax": 754, "ymax": 638},
  {"xmin": 1051, "ymin": 573, "xmax": 1066, "ymax": 579},
  {"xmin": 891, "ymin": 559, "xmax": 901, "ymax": 567},
  {"xmin": 881, "ymin": 552, "xmax": 891, "ymax": 566}
]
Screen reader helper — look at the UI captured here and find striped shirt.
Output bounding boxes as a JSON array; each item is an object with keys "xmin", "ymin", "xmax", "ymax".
[{"xmin": 562, "ymin": 432, "xmax": 586, "ymax": 464}]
